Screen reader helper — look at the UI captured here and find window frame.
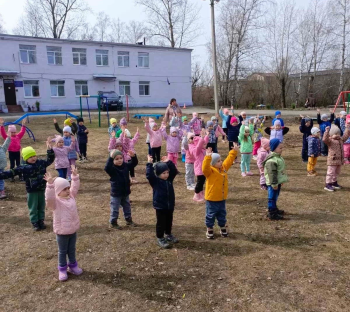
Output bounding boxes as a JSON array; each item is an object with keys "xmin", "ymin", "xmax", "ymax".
[
  {"xmin": 75, "ymin": 80, "xmax": 89, "ymax": 96},
  {"xmin": 47, "ymin": 46, "xmax": 62, "ymax": 65},
  {"xmin": 139, "ymin": 81, "xmax": 150, "ymax": 96},
  {"xmin": 119, "ymin": 81, "xmax": 131, "ymax": 96},
  {"xmin": 23, "ymin": 80, "xmax": 40, "ymax": 98},
  {"xmin": 72, "ymin": 48, "xmax": 87, "ymax": 65},
  {"xmin": 138, "ymin": 52, "xmax": 149, "ymax": 68},
  {"xmin": 19, "ymin": 45, "xmax": 37, "ymax": 64},
  {"xmin": 96, "ymin": 49, "xmax": 109, "ymax": 66},
  {"xmin": 118, "ymin": 51, "xmax": 130, "ymax": 67},
  {"xmin": 50, "ymin": 80, "xmax": 65, "ymax": 97}
]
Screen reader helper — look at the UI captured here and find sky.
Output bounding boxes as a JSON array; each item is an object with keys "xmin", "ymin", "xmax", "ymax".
[{"xmin": 0, "ymin": 0, "xmax": 308, "ymax": 65}]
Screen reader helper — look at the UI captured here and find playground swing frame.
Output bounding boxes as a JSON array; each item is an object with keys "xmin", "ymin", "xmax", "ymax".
[{"xmin": 332, "ymin": 91, "xmax": 350, "ymax": 114}]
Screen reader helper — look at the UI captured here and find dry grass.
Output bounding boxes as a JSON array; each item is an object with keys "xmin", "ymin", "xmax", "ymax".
[{"xmin": 1, "ymin": 115, "xmax": 350, "ymax": 312}]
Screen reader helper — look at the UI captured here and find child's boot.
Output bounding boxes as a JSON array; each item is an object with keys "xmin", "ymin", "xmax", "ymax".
[
  {"xmin": 193, "ymin": 192, "xmax": 201, "ymax": 202},
  {"xmin": 68, "ymin": 261, "xmax": 83, "ymax": 275},
  {"xmin": 206, "ymin": 228, "xmax": 214, "ymax": 239},
  {"xmin": 58, "ymin": 265, "xmax": 68, "ymax": 281},
  {"xmin": 332, "ymin": 182, "xmax": 342, "ymax": 189},
  {"xmin": 38, "ymin": 220, "xmax": 46, "ymax": 230},
  {"xmin": 165, "ymin": 234, "xmax": 179, "ymax": 243},
  {"xmin": 324, "ymin": 184, "xmax": 335, "ymax": 192},
  {"xmin": 125, "ymin": 217, "xmax": 137, "ymax": 227},
  {"xmin": 32, "ymin": 222, "xmax": 40, "ymax": 231},
  {"xmin": 109, "ymin": 221, "xmax": 122, "ymax": 229},
  {"xmin": 220, "ymin": 226, "xmax": 228, "ymax": 237},
  {"xmin": 267, "ymin": 209, "xmax": 284, "ymax": 220},
  {"xmin": 197, "ymin": 191, "xmax": 205, "ymax": 203},
  {"xmin": 0, "ymin": 190, "xmax": 7, "ymax": 199}
]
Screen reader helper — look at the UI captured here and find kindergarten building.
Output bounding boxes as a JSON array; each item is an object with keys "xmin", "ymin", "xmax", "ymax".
[{"xmin": 0, "ymin": 34, "xmax": 193, "ymax": 112}]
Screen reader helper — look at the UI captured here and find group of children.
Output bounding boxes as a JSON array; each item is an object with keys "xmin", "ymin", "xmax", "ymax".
[{"xmin": 1, "ymin": 107, "xmax": 350, "ymax": 282}]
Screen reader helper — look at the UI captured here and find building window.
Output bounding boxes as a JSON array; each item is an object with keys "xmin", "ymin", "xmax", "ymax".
[
  {"xmin": 118, "ymin": 51, "xmax": 129, "ymax": 67},
  {"xmin": 50, "ymin": 80, "xmax": 65, "ymax": 97},
  {"xmin": 138, "ymin": 52, "xmax": 149, "ymax": 68},
  {"xmin": 139, "ymin": 81, "xmax": 150, "ymax": 96},
  {"xmin": 24, "ymin": 80, "xmax": 40, "ymax": 97},
  {"xmin": 119, "ymin": 81, "xmax": 130, "ymax": 96},
  {"xmin": 72, "ymin": 48, "xmax": 87, "ymax": 65},
  {"xmin": 96, "ymin": 49, "xmax": 108, "ymax": 66},
  {"xmin": 75, "ymin": 81, "xmax": 89, "ymax": 96},
  {"xmin": 47, "ymin": 46, "xmax": 62, "ymax": 65},
  {"xmin": 19, "ymin": 45, "xmax": 36, "ymax": 64}
]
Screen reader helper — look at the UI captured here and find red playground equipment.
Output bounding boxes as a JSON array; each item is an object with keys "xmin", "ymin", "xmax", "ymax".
[{"xmin": 333, "ymin": 91, "xmax": 350, "ymax": 113}]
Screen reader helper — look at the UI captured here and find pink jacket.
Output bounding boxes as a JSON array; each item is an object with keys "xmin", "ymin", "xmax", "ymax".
[
  {"xmin": 182, "ymin": 137, "xmax": 195, "ymax": 164},
  {"xmin": 45, "ymin": 175, "xmax": 80, "ymax": 235},
  {"xmin": 190, "ymin": 118, "xmax": 203, "ymax": 135},
  {"xmin": 145, "ymin": 122, "xmax": 164, "ymax": 148},
  {"xmin": 257, "ymin": 147, "xmax": 270, "ymax": 174},
  {"xmin": 120, "ymin": 131, "xmax": 140, "ymax": 161},
  {"xmin": 53, "ymin": 141, "xmax": 75, "ymax": 169},
  {"xmin": 161, "ymin": 128, "xmax": 183, "ymax": 153},
  {"xmin": 189, "ymin": 136, "xmax": 208, "ymax": 176},
  {"xmin": 1, "ymin": 125, "xmax": 26, "ymax": 152}
]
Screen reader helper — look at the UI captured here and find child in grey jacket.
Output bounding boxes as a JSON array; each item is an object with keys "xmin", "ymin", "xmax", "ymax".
[{"xmin": 0, "ymin": 137, "xmax": 11, "ymax": 199}]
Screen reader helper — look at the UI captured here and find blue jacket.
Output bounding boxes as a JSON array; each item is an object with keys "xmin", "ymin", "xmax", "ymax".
[
  {"xmin": 317, "ymin": 113, "xmax": 334, "ymax": 135},
  {"xmin": 272, "ymin": 117, "xmax": 284, "ymax": 127},
  {"xmin": 0, "ymin": 149, "xmax": 55, "ymax": 193},
  {"xmin": 77, "ymin": 124, "xmax": 88, "ymax": 144},
  {"xmin": 104, "ymin": 155, "xmax": 138, "ymax": 198},
  {"xmin": 63, "ymin": 136, "xmax": 79, "ymax": 159},
  {"xmin": 307, "ymin": 136, "xmax": 321, "ymax": 157},
  {"xmin": 299, "ymin": 119, "xmax": 313, "ymax": 143},
  {"xmin": 226, "ymin": 117, "xmax": 241, "ymax": 142},
  {"xmin": 146, "ymin": 161, "xmax": 177, "ymax": 210},
  {"xmin": 219, "ymin": 110, "xmax": 230, "ymax": 128}
]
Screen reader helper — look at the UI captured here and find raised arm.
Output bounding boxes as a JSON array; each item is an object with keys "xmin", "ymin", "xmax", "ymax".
[
  {"xmin": 264, "ymin": 127, "xmax": 271, "ymax": 135},
  {"xmin": 146, "ymin": 162, "xmax": 157, "ymax": 187},
  {"xmin": 166, "ymin": 160, "xmax": 178, "ymax": 182},
  {"xmin": 104, "ymin": 157, "xmax": 116, "ymax": 177},
  {"xmin": 283, "ymin": 127, "xmax": 290, "ymax": 135},
  {"xmin": 71, "ymin": 122, "xmax": 78, "ymax": 135},
  {"xmin": 54, "ymin": 121, "xmax": 63, "ymax": 135},
  {"xmin": 222, "ymin": 148, "xmax": 238, "ymax": 172},
  {"xmin": 322, "ymin": 127, "xmax": 331, "ymax": 145},
  {"xmin": 202, "ymin": 154, "xmax": 213, "ymax": 178},
  {"xmin": 330, "ymin": 113, "xmax": 335, "ymax": 123},
  {"xmin": 44, "ymin": 172, "xmax": 56, "ymax": 210},
  {"xmin": 0, "ymin": 118, "xmax": 7, "ymax": 140},
  {"xmin": 70, "ymin": 172, "xmax": 80, "ymax": 198},
  {"xmin": 17, "ymin": 124, "xmax": 26, "ymax": 139}
]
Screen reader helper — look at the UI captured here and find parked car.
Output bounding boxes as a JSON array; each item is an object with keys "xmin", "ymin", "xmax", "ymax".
[{"xmin": 98, "ymin": 91, "xmax": 123, "ymax": 111}]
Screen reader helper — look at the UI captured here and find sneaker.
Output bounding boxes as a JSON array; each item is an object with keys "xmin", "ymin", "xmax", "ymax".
[
  {"xmin": 125, "ymin": 218, "xmax": 137, "ymax": 227},
  {"xmin": 332, "ymin": 182, "xmax": 342, "ymax": 190},
  {"xmin": 78, "ymin": 159, "xmax": 83, "ymax": 163},
  {"xmin": 246, "ymin": 171, "xmax": 253, "ymax": 176},
  {"xmin": 165, "ymin": 234, "xmax": 179, "ymax": 243},
  {"xmin": 68, "ymin": 261, "xmax": 83, "ymax": 275},
  {"xmin": 83, "ymin": 157, "xmax": 88, "ymax": 162},
  {"xmin": 276, "ymin": 208, "xmax": 285, "ymax": 215},
  {"xmin": 241, "ymin": 172, "xmax": 246, "ymax": 177},
  {"xmin": 32, "ymin": 222, "xmax": 41, "ymax": 231},
  {"xmin": 187, "ymin": 185, "xmax": 195, "ymax": 191},
  {"xmin": 324, "ymin": 184, "xmax": 335, "ymax": 192},
  {"xmin": 0, "ymin": 191, "xmax": 7, "ymax": 199},
  {"xmin": 191, "ymin": 184, "xmax": 196, "ymax": 189},
  {"xmin": 252, "ymin": 156, "xmax": 257, "ymax": 160},
  {"xmin": 307, "ymin": 171, "xmax": 316, "ymax": 177},
  {"xmin": 157, "ymin": 237, "xmax": 171, "ymax": 249},
  {"xmin": 109, "ymin": 222, "xmax": 122, "ymax": 230},
  {"xmin": 58, "ymin": 265, "xmax": 68, "ymax": 281},
  {"xmin": 38, "ymin": 219, "xmax": 46, "ymax": 230},
  {"xmin": 206, "ymin": 229, "xmax": 214, "ymax": 239},
  {"xmin": 220, "ymin": 227, "xmax": 228, "ymax": 237},
  {"xmin": 267, "ymin": 210, "xmax": 284, "ymax": 220}
]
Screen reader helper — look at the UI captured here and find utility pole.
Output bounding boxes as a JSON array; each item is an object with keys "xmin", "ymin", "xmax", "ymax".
[{"xmin": 209, "ymin": 0, "xmax": 220, "ymax": 113}]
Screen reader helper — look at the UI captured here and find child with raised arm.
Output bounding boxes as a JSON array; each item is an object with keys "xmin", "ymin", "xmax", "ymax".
[
  {"xmin": 265, "ymin": 120, "xmax": 289, "ymax": 142},
  {"xmin": 105, "ymin": 149, "xmax": 138, "ymax": 229},
  {"xmin": 323, "ymin": 124, "xmax": 350, "ymax": 191},
  {"xmin": 62, "ymin": 126, "xmax": 80, "ymax": 181},
  {"xmin": 161, "ymin": 126, "xmax": 183, "ymax": 167},
  {"xmin": 146, "ymin": 155, "xmax": 178, "ymax": 249},
  {"xmin": 0, "ymin": 139, "xmax": 55, "ymax": 230},
  {"xmin": 306, "ymin": 127, "xmax": 321, "ymax": 176},
  {"xmin": 272, "ymin": 111, "xmax": 284, "ymax": 127},
  {"xmin": 182, "ymin": 131, "xmax": 196, "ymax": 190},
  {"xmin": 0, "ymin": 135, "xmax": 11, "ymax": 199},
  {"xmin": 219, "ymin": 106, "xmax": 231, "ymax": 142},
  {"xmin": 317, "ymin": 108, "xmax": 335, "ymax": 156},
  {"xmin": 226, "ymin": 111, "xmax": 241, "ymax": 152},
  {"xmin": 53, "ymin": 118, "xmax": 78, "ymax": 135},
  {"xmin": 238, "ymin": 118, "xmax": 255, "ymax": 176},
  {"xmin": 144, "ymin": 117, "xmax": 165, "ymax": 163},
  {"xmin": 76, "ymin": 117, "xmax": 89, "ymax": 162},
  {"xmin": 202, "ymin": 144, "xmax": 238, "ymax": 239},
  {"xmin": 252, "ymin": 115, "xmax": 266, "ymax": 160},
  {"xmin": 108, "ymin": 118, "xmax": 120, "ymax": 138},
  {"xmin": 0, "ymin": 118, "xmax": 26, "ymax": 181},
  {"xmin": 44, "ymin": 167, "xmax": 83, "ymax": 282}
]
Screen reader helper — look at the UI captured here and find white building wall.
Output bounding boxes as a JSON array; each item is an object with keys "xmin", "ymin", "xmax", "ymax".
[{"xmin": 0, "ymin": 35, "xmax": 192, "ymax": 111}]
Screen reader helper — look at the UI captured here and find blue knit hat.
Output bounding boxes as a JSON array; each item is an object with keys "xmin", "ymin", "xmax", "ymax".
[
  {"xmin": 275, "ymin": 111, "xmax": 281, "ymax": 116},
  {"xmin": 270, "ymin": 138, "xmax": 281, "ymax": 152}
]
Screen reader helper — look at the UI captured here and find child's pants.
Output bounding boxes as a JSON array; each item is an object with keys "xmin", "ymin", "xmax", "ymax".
[
  {"xmin": 147, "ymin": 143, "xmax": 152, "ymax": 156},
  {"xmin": 0, "ymin": 170, "xmax": 4, "ymax": 191},
  {"xmin": 326, "ymin": 165, "xmax": 341, "ymax": 184},
  {"xmin": 267, "ymin": 185, "xmax": 281, "ymax": 211},
  {"xmin": 185, "ymin": 163, "xmax": 195, "ymax": 186},
  {"xmin": 57, "ymin": 168, "xmax": 68, "ymax": 179},
  {"xmin": 344, "ymin": 143, "xmax": 350, "ymax": 158},
  {"xmin": 56, "ymin": 232, "xmax": 77, "ymax": 267},
  {"xmin": 321, "ymin": 140, "xmax": 328, "ymax": 156},
  {"xmin": 253, "ymin": 140, "xmax": 261, "ymax": 156},
  {"xmin": 151, "ymin": 147, "xmax": 161, "ymax": 163},
  {"xmin": 181, "ymin": 153, "xmax": 186, "ymax": 162},
  {"xmin": 67, "ymin": 159, "xmax": 76, "ymax": 177},
  {"xmin": 79, "ymin": 143, "xmax": 87, "ymax": 159},
  {"xmin": 128, "ymin": 160, "xmax": 135, "ymax": 178},
  {"xmin": 301, "ymin": 139, "xmax": 308, "ymax": 162},
  {"xmin": 167, "ymin": 152, "xmax": 178, "ymax": 166},
  {"xmin": 205, "ymin": 200, "xmax": 226, "ymax": 228},
  {"xmin": 110, "ymin": 195, "xmax": 131, "ymax": 223},
  {"xmin": 222, "ymin": 128, "xmax": 228, "ymax": 140},
  {"xmin": 27, "ymin": 191, "xmax": 45, "ymax": 223},
  {"xmin": 241, "ymin": 153, "xmax": 252, "ymax": 172},
  {"xmin": 206, "ymin": 142, "xmax": 218, "ymax": 153},
  {"xmin": 195, "ymin": 175, "xmax": 206, "ymax": 194},
  {"xmin": 156, "ymin": 209, "xmax": 173, "ymax": 238},
  {"xmin": 307, "ymin": 156, "xmax": 318, "ymax": 172},
  {"xmin": 8, "ymin": 151, "xmax": 23, "ymax": 178}
]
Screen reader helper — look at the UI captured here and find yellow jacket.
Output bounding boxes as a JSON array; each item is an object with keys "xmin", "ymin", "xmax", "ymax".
[{"xmin": 202, "ymin": 149, "xmax": 238, "ymax": 201}]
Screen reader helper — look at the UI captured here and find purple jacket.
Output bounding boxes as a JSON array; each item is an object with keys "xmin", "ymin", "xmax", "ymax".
[
  {"xmin": 161, "ymin": 128, "xmax": 183, "ymax": 153},
  {"xmin": 53, "ymin": 141, "xmax": 75, "ymax": 169}
]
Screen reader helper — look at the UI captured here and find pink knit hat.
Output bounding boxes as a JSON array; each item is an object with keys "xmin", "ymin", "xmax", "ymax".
[
  {"xmin": 346, "ymin": 114, "xmax": 350, "ymax": 124},
  {"xmin": 223, "ymin": 108, "xmax": 229, "ymax": 114},
  {"xmin": 192, "ymin": 112, "xmax": 198, "ymax": 117},
  {"xmin": 230, "ymin": 116, "xmax": 238, "ymax": 123},
  {"xmin": 115, "ymin": 138, "xmax": 122, "ymax": 146},
  {"xmin": 170, "ymin": 126, "xmax": 177, "ymax": 133},
  {"xmin": 187, "ymin": 132, "xmax": 195, "ymax": 140},
  {"xmin": 54, "ymin": 177, "xmax": 70, "ymax": 196},
  {"xmin": 55, "ymin": 135, "xmax": 63, "ymax": 143},
  {"xmin": 120, "ymin": 117, "xmax": 127, "ymax": 126},
  {"xmin": 261, "ymin": 137, "xmax": 270, "ymax": 150},
  {"xmin": 8, "ymin": 125, "xmax": 16, "ymax": 133}
]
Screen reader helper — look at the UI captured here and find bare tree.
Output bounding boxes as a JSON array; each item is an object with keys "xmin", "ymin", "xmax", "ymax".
[
  {"xmin": 94, "ymin": 12, "xmax": 111, "ymax": 41},
  {"xmin": 125, "ymin": 21, "xmax": 148, "ymax": 44},
  {"xmin": 109, "ymin": 18, "xmax": 127, "ymax": 43},
  {"xmin": 14, "ymin": 0, "xmax": 89, "ymax": 39},
  {"xmin": 0, "ymin": 14, "xmax": 6, "ymax": 33},
  {"xmin": 135, "ymin": 0, "xmax": 201, "ymax": 48}
]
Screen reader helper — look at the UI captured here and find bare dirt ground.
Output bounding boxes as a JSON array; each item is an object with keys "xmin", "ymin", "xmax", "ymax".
[{"xmin": 1, "ymin": 115, "xmax": 350, "ymax": 312}]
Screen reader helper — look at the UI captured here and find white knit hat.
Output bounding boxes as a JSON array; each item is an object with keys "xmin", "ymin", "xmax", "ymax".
[
  {"xmin": 63, "ymin": 126, "xmax": 72, "ymax": 133},
  {"xmin": 311, "ymin": 127, "xmax": 320, "ymax": 135},
  {"xmin": 211, "ymin": 153, "xmax": 221, "ymax": 166},
  {"xmin": 54, "ymin": 177, "xmax": 70, "ymax": 196},
  {"xmin": 340, "ymin": 111, "xmax": 347, "ymax": 116},
  {"xmin": 329, "ymin": 125, "xmax": 341, "ymax": 136}
]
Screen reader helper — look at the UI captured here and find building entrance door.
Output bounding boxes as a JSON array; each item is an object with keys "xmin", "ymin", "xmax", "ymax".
[{"xmin": 3, "ymin": 79, "xmax": 17, "ymax": 105}]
